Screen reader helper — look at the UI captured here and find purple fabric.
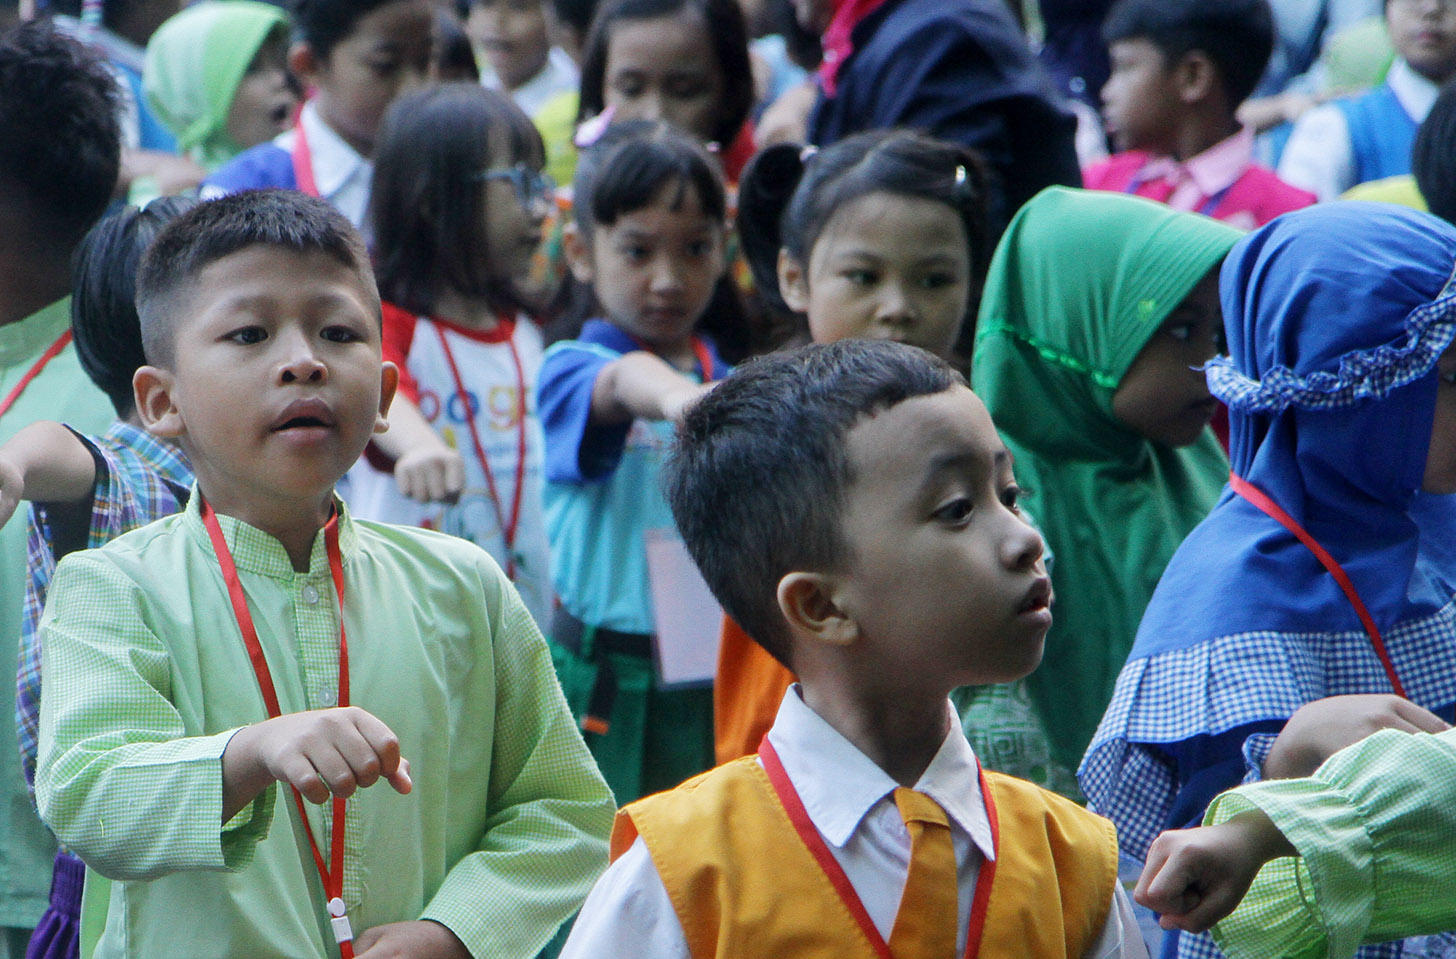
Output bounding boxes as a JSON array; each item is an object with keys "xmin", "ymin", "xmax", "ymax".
[{"xmin": 26, "ymin": 850, "xmax": 83, "ymax": 959}]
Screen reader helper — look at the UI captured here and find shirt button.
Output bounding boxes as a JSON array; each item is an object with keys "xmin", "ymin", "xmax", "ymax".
[
  {"xmin": 302, "ymin": 585, "xmax": 320, "ymax": 605},
  {"xmin": 317, "ymin": 689, "xmax": 337, "ymax": 707}
]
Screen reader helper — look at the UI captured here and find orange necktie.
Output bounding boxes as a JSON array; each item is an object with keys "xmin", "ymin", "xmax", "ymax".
[{"xmin": 889, "ymin": 787, "xmax": 959, "ymax": 959}]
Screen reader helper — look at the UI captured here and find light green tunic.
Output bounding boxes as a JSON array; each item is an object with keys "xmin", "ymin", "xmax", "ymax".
[
  {"xmin": 0, "ymin": 298, "xmax": 114, "ymax": 934},
  {"xmin": 36, "ymin": 495, "xmax": 614, "ymax": 958},
  {"xmin": 1206, "ymin": 727, "xmax": 1456, "ymax": 959}
]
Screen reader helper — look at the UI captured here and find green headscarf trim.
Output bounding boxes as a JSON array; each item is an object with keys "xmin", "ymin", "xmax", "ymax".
[
  {"xmin": 143, "ymin": 1, "xmax": 291, "ymax": 169},
  {"xmin": 970, "ymin": 187, "xmax": 1242, "ymax": 772}
]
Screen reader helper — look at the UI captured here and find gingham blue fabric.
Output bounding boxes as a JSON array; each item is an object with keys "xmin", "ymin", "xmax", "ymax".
[{"xmin": 17, "ymin": 423, "xmax": 190, "ymax": 799}]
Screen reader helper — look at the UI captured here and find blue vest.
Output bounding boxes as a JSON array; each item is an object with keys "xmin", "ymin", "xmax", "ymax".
[{"xmin": 1335, "ymin": 82, "xmax": 1419, "ymax": 185}]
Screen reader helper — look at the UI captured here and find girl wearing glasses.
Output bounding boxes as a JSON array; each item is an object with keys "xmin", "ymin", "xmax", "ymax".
[{"xmin": 348, "ymin": 82, "xmax": 558, "ymax": 629}]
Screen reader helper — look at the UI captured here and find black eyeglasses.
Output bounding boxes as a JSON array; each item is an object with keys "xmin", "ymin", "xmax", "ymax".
[{"xmin": 474, "ymin": 163, "xmax": 556, "ymax": 210}]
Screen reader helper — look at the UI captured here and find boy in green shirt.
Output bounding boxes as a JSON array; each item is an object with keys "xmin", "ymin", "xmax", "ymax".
[{"xmin": 34, "ymin": 189, "xmax": 614, "ymax": 959}]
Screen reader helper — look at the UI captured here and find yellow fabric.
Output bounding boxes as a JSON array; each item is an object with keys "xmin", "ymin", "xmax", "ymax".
[
  {"xmin": 613, "ymin": 758, "xmax": 1118, "ymax": 958},
  {"xmin": 890, "ymin": 788, "xmax": 958, "ymax": 959},
  {"xmin": 1340, "ymin": 175, "xmax": 1427, "ymax": 211}
]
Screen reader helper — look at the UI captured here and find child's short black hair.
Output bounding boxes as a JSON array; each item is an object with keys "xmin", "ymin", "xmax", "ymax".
[
  {"xmin": 549, "ymin": 0, "xmax": 597, "ymax": 39},
  {"xmin": 577, "ymin": 0, "xmax": 753, "ymax": 148},
  {"xmin": 1415, "ymin": 81, "xmax": 1456, "ymax": 225},
  {"xmin": 1102, "ymin": 0, "xmax": 1274, "ymax": 109},
  {"xmin": 72, "ymin": 198, "xmax": 196, "ymax": 417},
  {"xmin": 0, "ymin": 20, "xmax": 120, "ymax": 248},
  {"xmin": 664, "ymin": 340, "xmax": 960, "ymax": 665},
  {"xmin": 551, "ymin": 119, "xmax": 750, "ymax": 360},
  {"xmin": 738, "ymin": 129, "xmax": 991, "ymax": 346},
  {"xmin": 136, "ymin": 190, "xmax": 378, "ymax": 366},
  {"xmin": 291, "ymin": 0, "xmax": 401, "ymax": 59},
  {"xmin": 371, "ymin": 83, "xmax": 544, "ymax": 317},
  {"xmin": 434, "ymin": 9, "xmax": 480, "ymax": 82}
]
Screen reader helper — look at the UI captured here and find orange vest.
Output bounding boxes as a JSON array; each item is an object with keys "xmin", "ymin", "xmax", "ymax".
[
  {"xmin": 612, "ymin": 756, "xmax": 1119, "ymax": 959},
  {"xmin": 712, "ymin": 617, "xmax": 794, "ymax": 764}
]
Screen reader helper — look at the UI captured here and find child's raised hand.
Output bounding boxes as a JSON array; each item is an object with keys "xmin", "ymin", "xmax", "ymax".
[
  {"xmin": 353, "ymin": 920, "xmax": 469, "ymax": 958},
  {"xmin": 1264, "ymin": 694, "xmax": 1450, "ymax": 779},
  {"xmin": 221, "ymin": 706, "xmax": 412, "ymax": 821},
  {"xmin": 1134, "ymin": 811, "xmax": 1294, "ymax": 933},
  {"xmin": 393, "ymin": 444, "xmax": 466, "ymax": 504}
]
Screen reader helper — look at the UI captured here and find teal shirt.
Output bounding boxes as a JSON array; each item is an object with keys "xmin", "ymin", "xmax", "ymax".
[
  {"xmin": 0, "ymin": 298, "xmax": 114, "ymax": 928},
  {"xmin": 36, "ymin": 495, "xmax": 613, "ymax": 958},
  {"xmin": 1206, "ymin": 727, "xmax": 1456, "ymax": 959}
]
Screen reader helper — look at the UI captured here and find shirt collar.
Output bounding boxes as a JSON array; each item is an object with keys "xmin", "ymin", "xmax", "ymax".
[
  {"xmin": 1388, "ymin": 58, "xmax": 1440, "ymax": 124},
  {"xmin": 1139, "ymin": 124, "xmax": 1254, "ymax": 199},
  {"xmin": 103, "ymin": 422, "xmax": 193, "ymax": 488},
  {"xmin": 296, "ymin": 99, "xmax": 370, "ymax": 200},
  {"xmin": 183, "ymin": 487, "xmax": 359, "ymax": 580},
  {"xmin": 0, "ymin": 297, "xmax": 70, "ymax": 367},
  {"xmin": 765, "ymin": 686, "xmax": 995, "ymax": 861}
]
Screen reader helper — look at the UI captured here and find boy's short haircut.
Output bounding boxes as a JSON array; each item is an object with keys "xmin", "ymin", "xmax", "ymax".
[
  {"xmin": 1102, "ymin": 0, "xmax": 1275, "ymax": 109},
  {"xmin": 664, "ymin": 340, "xmax": 959, "ymax": 666},
  {"xmin": 136, "ymin": 189, "xmax": 379, "ymax": 367},
  {"xmin": 0, "ymin": 20, "xmax": 120, "ymax": 246},
  {"xmin": 291, "ymin": 0, "xmax": 401, "ymax": 59},
  {"xmin": 1415, "ymin": 80, "xmax": 1456, "ymax": 225}
]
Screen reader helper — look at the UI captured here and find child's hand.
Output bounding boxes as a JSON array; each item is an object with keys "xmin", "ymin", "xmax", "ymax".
[
  {"xmin": 1264, "ymin": 694, "xmax": 1450, "ymax": 779},
  {"xmin": 663, "ymin": 380, "xmax": 715, "ymax": 425},
  {"xmin": 221, "ymin": 707, "xmax": 412, "ymax": 821},
  {"xmin": 0, "ymin": 455, "xmax": 23, "ymax": 529},
  {"xmin": 1135, "ymin": 811, "xmax": 1295, "ymax": 933},
  {"xmin": 353, "ymin": 920, "xmax": 469, "ymax": 958},
  {"xmin": 393, "ymin": 445, "xmax": 466, "ymax": 504}
]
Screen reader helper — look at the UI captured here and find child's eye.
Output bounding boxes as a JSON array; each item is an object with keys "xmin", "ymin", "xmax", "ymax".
[
  {"xmin": 321, "ymin": 325, "xmax": 364, "ymax": 344},
  {"xmin": 1166, "ymin": 323, "xmax": 1195, "ymax": 342},
  {"xmin": 224, "ymin": 326, "xmax": 267, "ymax": 345},
  {"xmin": 665, "ymin": 77, "xmax": 708, "ymax": 100},
  {"xmin": 367, "ymin": 58, "xmax": 401, "ymax": 79},
  {"xmin": 619, "ymin": 244, "xmax": 651, "ymax": 262},
  {"xmin": 842, "ymin": 269, "xmax": 876, "ymax": 287},
  {"xmin": 920, "ymin": 272, "xmax": 958, "ymax": 290},
  {"xmin": 685, "ymin": 240, "xmax": 713, "ymax": 258},
  {"xmin": 933, "ymin": 497, "xmax": 973, "ymax": 524},
  {"xmin": 1001, "ymin": 485, "xmax": 1028, "ymax": 512}
]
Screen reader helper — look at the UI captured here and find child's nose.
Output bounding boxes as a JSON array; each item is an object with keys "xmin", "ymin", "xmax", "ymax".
[
  {"xmin": 1002, "ymin": 513, "xmax": 1044, "ymax": 570},
  {"xmin": 874, "ymin": 284, "xmax": 918, "ymax": 325},
  {"xmin": 650, "ymin": 256, "xmax": 685, "ymax": 293},
  {"xmin": 276, "ymin": 335, "xmax": 328, "ymax": 384}
]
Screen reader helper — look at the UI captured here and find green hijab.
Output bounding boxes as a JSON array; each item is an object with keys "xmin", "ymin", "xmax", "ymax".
[
  {"xmin": 970, "ymin": 187, "xmax": 1240, "ymax": 773},
  {"xmin": 143, "ymin": 1, "xmax": 291, "ymax": 169}
]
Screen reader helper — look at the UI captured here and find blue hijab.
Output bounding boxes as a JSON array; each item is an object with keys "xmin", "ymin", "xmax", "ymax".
[{"xmin": 1133, "ymin": 203, "xmax": 1456, "ymax": 659}]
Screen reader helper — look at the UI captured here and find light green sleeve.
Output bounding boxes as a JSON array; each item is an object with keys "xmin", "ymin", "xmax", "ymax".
[
  {"xmin": 419, "ymin": 569, "xmax": 615, "ymax": 956},
  {"xmin": 1206, "ymin": 727, "xmax": 1456, "ymax": 959},
  {"xmin": 35, "ymin": 550, "xmax": 274, "ymax": 881}
]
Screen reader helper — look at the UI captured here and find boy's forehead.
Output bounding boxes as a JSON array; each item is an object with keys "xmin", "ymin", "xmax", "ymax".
[
  {"xmin": 844, "ymin": 385, "xmax": 1001, "ymax": 478},
  {"xmin": 187, "ymin": 244, "xmax": 379, "ymax": 313}
]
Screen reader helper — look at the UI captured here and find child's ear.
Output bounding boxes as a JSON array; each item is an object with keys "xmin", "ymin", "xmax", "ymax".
[
  {"xmin": 133, "ymin": 366, "xmax": 184, "ymax": 439},
  {"xmin": 375, "ymin": 361, "xmax": 400, "ymax": 435},
  {"xmin": 778, "ymin": 249, "xmax": 810, "ymax": 314},
  {"xmin": 1175, "ymin": 51, "xmax": 1218, "ymax": 104},
  {"xmin": 287, "ymin": 41, "xmax": 321, "ymax": 87},
  {"xmin": 562, "ymin": 223, "xmax": 594, "ymax": 283},
  {"xmin": 777, "ymin": 571, "xmax": 858, "ymax": 649}
]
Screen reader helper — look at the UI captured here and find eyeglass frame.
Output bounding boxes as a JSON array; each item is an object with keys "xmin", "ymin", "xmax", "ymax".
[{"xmin": 473, "ymin": 163, "xmax": 556, "ymax": 210}]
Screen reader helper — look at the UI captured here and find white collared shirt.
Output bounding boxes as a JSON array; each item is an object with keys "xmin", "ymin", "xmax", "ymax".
[
  {"xmin": 559, "ymin": 688, "xmax": 1148, "ymax": 959},
  {"xmin": 272, "ymin": 100, "xmax": 374, "ymax": 229},
  {"xmin": 481, "ymin": 46, "xmax": 579, "ymax": 119},
  {"xmin": 1277, "ymin": 58, "xmax": 1438, "ymax": 200}
]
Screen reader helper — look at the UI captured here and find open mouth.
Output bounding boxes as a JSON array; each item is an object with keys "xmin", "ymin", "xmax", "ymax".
[
  {"xmin": 272, "ymin": 399, "xmax": 335, "ymax": 432},
  {"xmin": 1018, "ymin": 578, "xmax": 1053, "ymax": 615}
]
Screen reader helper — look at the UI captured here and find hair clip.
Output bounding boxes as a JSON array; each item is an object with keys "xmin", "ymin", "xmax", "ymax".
[
  {"xmin": 573, "ymin": 104, "xmax": 617, "ymax": 149},
  {"xmin": 705, "ymin": 141, "xmax": 722, "ymax": 154},
  {"xmin": 800, "ymin": 145, "xmax": 819, "ymax": 163},
  {"xmin": 954, "ymin": 165, "xmax": 967, "ymax": 187}
]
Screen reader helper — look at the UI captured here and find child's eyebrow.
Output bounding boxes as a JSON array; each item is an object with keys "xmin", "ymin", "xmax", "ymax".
[{"xmin": 918, "ymin": 447, "xmax": 995, "ymax": 490}]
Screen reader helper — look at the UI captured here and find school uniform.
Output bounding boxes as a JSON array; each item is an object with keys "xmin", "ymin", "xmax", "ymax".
[
  {"xmin": 482, "ymin": 46, "xmax": 579, "ymax": 120},
  {"xmin": 536, "ymin": 320, "xmax": 729, "ymax": 804},
  {"xmin": 201, "ymin": 100, "xmax": 372, "ymax": 229},
  {"xmin": 561, "ymin": 688, "xmax": 1147, "ymax": 958},
  {"xmin": 807, "ymin": 0, "xmax": 1081, "ymax": 233},
  {"xmin": 1083, "ymin": 126, "xmax": 1316, "ymax": 230},
  {"xmin": 1080, "ymin": 203, "xmax": 1456, "ymax": 959},
  {"xmin": 35, "ymin": 496, "xmax": 613, "ymax": 958},
  {"xmin": 1277, "ymin": 59, "xmax": 1439, "ymax": 201},
  {"xmin": 0, "ymin": 299, "xmax": 114, "ymax": 943},
  {"xmin": 346, "ymin": 303, "xmax": 553, "ymax": 627}
]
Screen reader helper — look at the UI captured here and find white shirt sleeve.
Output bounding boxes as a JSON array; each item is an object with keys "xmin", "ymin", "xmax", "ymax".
[
  {"xmin": 1084, "ymin": 883, "xmax": 1153, "ymax": 959},
  {"xmin": 1276, "ymin": 102, "xmax": 1355, "ymax": 200},
  {"xmin": 557, "ymin": 837, "xmax": 690, "ymax": 959}
]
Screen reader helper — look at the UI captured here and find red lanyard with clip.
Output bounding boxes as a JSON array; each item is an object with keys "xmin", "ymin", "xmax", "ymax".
[
  {"xmin": 432, "ymin": 319, "xmax": 528, "ymax": 578},
  {"xmin": 0, "ymin": 330, "xmax": 72, "ymax": 420},
  {"xmin": 758, "ymin": 737, "xmax": 1001, "ymax": 959},
  {"xmin": 1229, "ymin": 472, "xmax": 1408, "ymax": 697},
  {"xmin": 202, "ymin": 499, "xmax": 356, "ymax": 957}
]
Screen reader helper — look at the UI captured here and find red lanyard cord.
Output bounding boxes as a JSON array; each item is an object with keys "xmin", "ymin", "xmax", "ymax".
[
  {"xmin": 201, "ymin": 499, "xmax": 354, "ymax": 957},
  {"xmin": 432, "ymin": 320, "xmax": 528, "ymax": 579},
  {"xmin": 1228, "ymin": 472, "xmax": 1408, "ymax": 698},
  {"xmin": 0, "ymin": 330, "xmax": 72, "ymax": 420},
  {"xmin": 291, "ymin": 106, "xmax": 320, "ymax": 198},
  {"xmin": 758, "ymin": 736, "xmax": 1000, "ymax": 959}
]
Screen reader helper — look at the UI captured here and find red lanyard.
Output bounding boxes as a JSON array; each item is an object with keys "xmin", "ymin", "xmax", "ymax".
[
  {"xmin": 1229, "ymin": 472, "xmax": 1408, "ymax": 697},
  {"xmin": 291, "ymin": 109, "xmax": 320, "ymax": 198},
  {"xmin": 758, "ymin": 737, "xmax": 1000, "ymax": 959},
  {"xmin": 0, "ymin": 330, "xmax": 72, "ymax": 420},
  {"xmin": 432, "ymin": 319, "xmax": 528, "ymax": 579},
  {"xmin": 201, "ymin": 499, "xmax": 356, "ymax": 958}
]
